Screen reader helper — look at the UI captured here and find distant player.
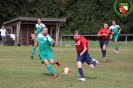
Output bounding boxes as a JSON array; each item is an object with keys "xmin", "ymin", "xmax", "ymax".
[
  {"xmin": 30, "ymin": 32, "xmax": 35, "ymax": 46},
  {"xmin": 97, "ymin": 23, "xmax": 112, "ymax": 62},
  {"xmin": 74, "ymin": 30, "xmax": 99, "ymax": 81},
  {"xmin": 37, "ymin": 27, "xmax": 60, "ymax": 78},
  {"xmin": 109, "ymin": 20, "xmax": 121, "ymax": 54},
  {"xmin": 31, "ymin": 18, "xmax": 46, "ymax": 59}
]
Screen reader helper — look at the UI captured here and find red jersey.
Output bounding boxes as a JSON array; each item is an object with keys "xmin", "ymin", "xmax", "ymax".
[
  {"xmin": 97, "ymin": 28, "xmax": 112, "ymax": 40},
  {"xmin": 74, "ymin": 36, "xmax": 88, "ymax": 53}
]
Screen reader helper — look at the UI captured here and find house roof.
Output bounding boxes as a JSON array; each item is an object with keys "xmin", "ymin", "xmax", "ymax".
[{"xmin": 4, "ymin": 17, "xmax": 66, "ymax": 24}]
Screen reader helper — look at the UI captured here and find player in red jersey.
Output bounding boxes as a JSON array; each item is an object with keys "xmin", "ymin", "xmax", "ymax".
[
  {"xmin": 74, "ymin": 30, "xmax": 99, "ymax": 81},
  {"xmin": 97, "ymin": 23, "xmax": 112, "ymax": 62}
]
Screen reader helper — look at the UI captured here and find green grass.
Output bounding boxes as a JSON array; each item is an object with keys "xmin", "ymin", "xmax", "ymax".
[
  {"xmin": 0, "ymin": 44, "xmax": 133, "ymax": 88},
  {"xmin": 61, "ymin": 40, "xmax": 133, "ymax": 46}
]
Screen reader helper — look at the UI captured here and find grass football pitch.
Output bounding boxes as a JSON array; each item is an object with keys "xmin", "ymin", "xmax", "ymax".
[{"xmin": 0, "ymin": 41, "xmax": 133, "ymax": 88}]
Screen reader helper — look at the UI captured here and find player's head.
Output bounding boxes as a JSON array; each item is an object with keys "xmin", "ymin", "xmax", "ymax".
[
  {"xmin": 37, "ymin": 17, "xmax": 42, "ymax": 24},
  {"xmin": 104, "ymin": 23, "xmax": 108, "ymax": 28},
  {"xmin": 42, "ymin": 27, "xmax": 48, "ymax": 36},
  {"xmin": 1, "ymin": 25, "xmax": 4, "ymax": 29},
  {"xmin": 112, "ymin": 20, "xmax": 116, "ymax": 26},
  {"xmin": 74, "ymin": 30, "xmax": 80, "ymax": 40}
]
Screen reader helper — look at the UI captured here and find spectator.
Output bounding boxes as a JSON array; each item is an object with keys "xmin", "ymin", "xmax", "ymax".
[
  {"xmin": 0, "ymin": 25, "xmax": 8, "ymax": 46},
  {"xmin": 30, "ymin": 32, "xmax": 35, "ymax": 46}
]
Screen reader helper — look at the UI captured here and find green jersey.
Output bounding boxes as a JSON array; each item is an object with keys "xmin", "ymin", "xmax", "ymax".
[
  {"xmin": 37, "ymin": 33, "xmax": 53, "ymax": 51},
  {"xmin": 35, "ymin": 23, "xmax": 46, "ymax": 37},
  {"xmin": 109, "ymin": 25, "xmax": 120, "ymax": 35}
]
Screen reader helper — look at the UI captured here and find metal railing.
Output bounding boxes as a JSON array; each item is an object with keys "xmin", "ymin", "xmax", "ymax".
[{"xmin": 60, "ymin": 34, "xmax": 133, "ymax": 46}]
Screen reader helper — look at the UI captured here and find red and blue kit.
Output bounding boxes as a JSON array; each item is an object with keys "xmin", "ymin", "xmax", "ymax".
[
  {"xmin": 74, "ymin": 36, "xmax": 93, "ymax": 65},
  {"xmin": 97, "ymin": 28, "xmax": 112, "ymax": 49},
  {"xmin": 97, "ymin": 28, "xmax": 112, "ymax": 40},
  {"xmin": 74, "ymin": 36, "xmax": 88, "ymax": 54}
]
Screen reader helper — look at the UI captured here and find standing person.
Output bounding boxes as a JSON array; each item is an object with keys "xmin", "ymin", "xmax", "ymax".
[
  {"xmin": 97, "ymin": 23, "xmax": 112, "ymax": 62},
  {"xmin": 31, "ymin": 18, "xmax": 46, "ymax": 59},
  {"xmin": 30, "ymin": 32, "xmax": 35, "ymax": 46},
  {"xmin": 109, "ymin": 20, "xmax": 121, "ymax": 54},
  {"xmin": 0, "ymin": 25, "xmax": 8, "ymax": 46},
  {"xmin": 74, "ymin": 30, "xmax": 99, "ymax": 81},
  {"xmin": 37, "ymin": 27, "xmax": 60, "ymax": 78}
]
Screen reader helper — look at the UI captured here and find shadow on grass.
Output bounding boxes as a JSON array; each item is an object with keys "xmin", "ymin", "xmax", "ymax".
[
  {"xmin": 85, "ymin": 76, "xmax": 97, "ymax": 79},
  {"xmin": 42, "ymin": 73, "xmax": 52, "ymax": 76}
]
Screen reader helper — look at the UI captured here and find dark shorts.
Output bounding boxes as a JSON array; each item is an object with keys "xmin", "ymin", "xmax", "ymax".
[
  {"xmin": 76, "ymin": 51, "xmax": 93, "ymax": 65},
  {"xmin": 99, "ymin": 40, "xmax": 109, "ymax": 49}
]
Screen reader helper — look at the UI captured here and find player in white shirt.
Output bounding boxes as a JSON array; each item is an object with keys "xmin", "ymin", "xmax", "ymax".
[{"xmin": 0, "ymin": 25, "xmax": 8, "ymax": 46}]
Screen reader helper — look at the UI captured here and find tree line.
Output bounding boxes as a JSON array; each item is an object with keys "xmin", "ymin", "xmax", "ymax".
[{"xmin": 0, "ymin": 0, "xmax": 133, "ymax": 34}]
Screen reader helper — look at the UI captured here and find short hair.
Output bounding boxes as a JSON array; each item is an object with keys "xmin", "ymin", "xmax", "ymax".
[
  {"xmin": 74, "ymin": 30, "xmax": 80, "ymax": 35},
  {"xmin": 37, "ymin": 17, "xmax": 42, "ymax": 20}
]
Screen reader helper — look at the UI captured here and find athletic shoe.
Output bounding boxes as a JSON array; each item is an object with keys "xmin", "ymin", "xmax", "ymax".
[
  {"xmin": 115, "ymin": 50, "xmax": 119, "ymax": 54},
  {"xmin": 56, "ymin": 62, "xmax": 61, "ymax": 66},
  {"xmin": 93, "ymin": 59, "xmax": 99, "ymax": 64},
  {"xmin": 52, "ymin": 74, "xmax": 58, "ymax": 78},
  {"xmin": 78, "ymin": 78, "xmax": 86, "ymax": 81},
  {"xmin": 42, "ymin": 61, "xmax": 44, "ymax": 64},
  {"xmin": 31, "ymin": 56, "xmax": 33, "ymax": 59},
  {"xmin": 102, "ymin": 57, "xmax": 106, "ymax": 63}
]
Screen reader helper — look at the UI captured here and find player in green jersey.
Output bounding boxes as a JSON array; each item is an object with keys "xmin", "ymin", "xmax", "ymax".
[
  {"xmin": 109, "ymin": 20, "xmax": 121, "ymax": 54},
  {"xmin": 31, "ymin": 18, "xmax": 46, "ymax": 59},
  {"xmin": 37, "ymin": 27, "xmax": 61, "ymax": 78}
]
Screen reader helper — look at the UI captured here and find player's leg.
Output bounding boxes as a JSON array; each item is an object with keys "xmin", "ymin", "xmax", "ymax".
[
  {"xmin": 4, "ymin": 36, "xmax": 7, "ymax": 45},
  {"xmin": 47, "ymin": 50, "xmax": 61, "ymax": 66},
  {"xmin": 84, "ymin": 51, "xmax": 99, "ymax": 69},
  {"xmin": 102, "ymin": 40, "xmax": 109, "ymax": 62},
  {"xmin": 43, "ymin": 60, "xmax": 58, "ymax": 78},
  {"xmin": 40, "ymin": 53, "xmax": 58, "ymax": 78},
  {"xmin": 114, "ymin": 35, "xmax": 119, "ymax": 54},
  {"xmin": 77, "ymin": 53, "xmax": 86, "ymax": 81},
  {"xmin": 31, "ymin": 41, "xmax": 37, "ymax": 59},
  {"xmin": 1, "ymin": 36, "xmax": 5, "ymax": 46},
  {"xmin": 99, "ymin": 40, "xmax": 105, "ymax": 61}
]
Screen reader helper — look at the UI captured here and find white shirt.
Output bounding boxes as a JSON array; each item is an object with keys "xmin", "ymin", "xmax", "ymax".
[
  {"xmin": 109, "ymin": 25, "xmax": 120, "ymax": 30},
  {"xmin": 0, "ymin": 29, "xmax": 7, "ymax": 36},
  {"xmin": 35, "ymin": 23, "xmax": 46, "ymax": 29}
]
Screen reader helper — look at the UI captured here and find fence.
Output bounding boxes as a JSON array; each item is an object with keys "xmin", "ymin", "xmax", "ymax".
[
  {"xmin": 59, "ymin": 34, "xmax": 133, "ymax": 46},
  {"xmin": 0, "ymin": 34, "xmax": 16, "ymax": 46}
]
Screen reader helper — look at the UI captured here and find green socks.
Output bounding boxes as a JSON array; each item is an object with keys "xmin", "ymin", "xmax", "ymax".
[
  {"xmin": 31, "ymin": 47, "xmax": 36, "ymax": 56},
  {"xmin": 47, "ymin": 64, "xmax": 56, "ymax": 74},
  {"xmin": 114, "ymin": 43, "xmax": 118, "ymax": 50}
]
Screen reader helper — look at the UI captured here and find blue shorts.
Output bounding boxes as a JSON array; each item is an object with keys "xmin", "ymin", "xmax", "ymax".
[
  {"xmin": 99, "ymin": 40, "xmax": 109, "ymax": 49},
  {"xmin": 76, "ymin": 51, "xmax": 93, "ymax": 65}
]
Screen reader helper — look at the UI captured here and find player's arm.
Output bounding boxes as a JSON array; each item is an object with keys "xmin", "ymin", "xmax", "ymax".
[
  {"xmin": 109, "ymin": 30, "xmax": 113, "ymax": 40},
  {"xmin": 118, "ymin": 25, "xmax": 121, "ymax": 34},
  {"xmin": 47, "ymin": 35, "xmax": 55, "ymax": 47},
  {"xmin": 109, "ymin": 26, "xmax": 114, "ymax": 34},
  {"xmin": 42, "ymin": 23, "xmax": 46, "ymax": 28},
  {"xmin": 80, "ymin": 39, "xmax": 87, "ymax": 56},
  {"xmin": 6, "ymin": 30, "xmax": 8, "ymax": 34},
  {"xmin": 97, "ymin": 29, "xmax": 103, "ymax": 36},
  {"xmin": 118, "ymin": 28, "xmax": 121, "ymax": 34}
]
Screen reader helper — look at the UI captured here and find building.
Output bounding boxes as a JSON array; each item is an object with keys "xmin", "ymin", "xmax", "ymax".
[{"xmin": 3, "ymin": 17, "xmax": 66, "ymax": 46}]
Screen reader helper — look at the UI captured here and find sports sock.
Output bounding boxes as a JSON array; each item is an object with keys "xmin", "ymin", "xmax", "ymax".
[
  {"xmin": 47, "ymin": 64, "xmax": 56, "ymax": 74},
  {"xmin": 114, "ymin": 43, "xmax": 118, "ymax": 50},
  {"xmin": 53, "ymin": 60, "xmax": 57, "ymax": 64},
  {"xmin": 93, "ymin": 61, "xmax": 96, "ymax": 67},
  {"xmin": 102, "ymin": 50, "xmax": 106, "ymax": 57},
  {"xmin": 31, "ymin": 47, "xmax": 36, "ymax": 56},
  {"xmin": 78, "ymin": 68, "xmax": 84, "ymax": 78}
]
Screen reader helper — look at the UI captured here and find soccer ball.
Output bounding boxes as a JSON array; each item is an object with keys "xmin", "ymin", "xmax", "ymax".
[{"xmin": 62, "ymin": 67, "xmax": 71, "ymax": 75}]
